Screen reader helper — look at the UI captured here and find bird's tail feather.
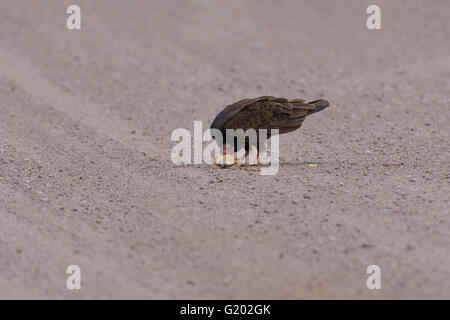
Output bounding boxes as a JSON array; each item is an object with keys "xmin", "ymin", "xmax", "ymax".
[
  {"xmin": 307, "ymin": 99, "xmax": 329, "ymax": 114},
  {"xmin": 278, "ymin": 99, "xmax": 329, "ymax": 134}
]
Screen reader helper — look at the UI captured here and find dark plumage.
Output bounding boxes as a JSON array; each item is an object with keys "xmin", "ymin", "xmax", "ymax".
[{"xmin": 210, "ymin": 96, "xmax": 329, "ymax": 153}]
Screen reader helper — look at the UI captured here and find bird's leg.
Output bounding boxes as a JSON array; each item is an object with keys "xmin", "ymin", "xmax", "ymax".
[
  {"xmin": 220, "ymin": 144, "xmax": 238, "ymax": 165},
  {"xmin": 222, "ymin": 144, "xmax": 234, "ymax": 156},
  {"xmin": 244, "ymin": 150, "xmax": 260, "ymax": 165},
  {"xmin": 244, "ymin": 150, "xmax": 259, "ymax": 158}
]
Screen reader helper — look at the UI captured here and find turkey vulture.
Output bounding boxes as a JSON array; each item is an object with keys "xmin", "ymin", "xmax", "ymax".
[{"xmin": 210, "ymin": 96, "xmax": 329, "ymax": 156}]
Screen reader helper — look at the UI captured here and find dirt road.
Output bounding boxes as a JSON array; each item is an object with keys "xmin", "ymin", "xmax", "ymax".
[{"xmin": 0, "ymin": 0, "xmax": 449, "ymax": 299}]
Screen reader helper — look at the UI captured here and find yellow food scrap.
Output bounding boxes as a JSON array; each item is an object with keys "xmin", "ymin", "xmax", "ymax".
[
  {"xmin": 213, "ymin": 155, "xmax": 240, "ymax": 168},
  {"xmin": 308, "ymin": 164, "xmax": 318, "ymax": 168}
]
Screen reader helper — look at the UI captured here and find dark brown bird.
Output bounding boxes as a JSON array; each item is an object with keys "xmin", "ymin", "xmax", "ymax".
[{"xmin": 210, "ymin": 96, "xmax": 329, "ymax": 155}]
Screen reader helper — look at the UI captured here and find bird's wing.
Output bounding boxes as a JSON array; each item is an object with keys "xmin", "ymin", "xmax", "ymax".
[
  {"xmin": 210, "ymin": 98, "xmax": 253, "ymax": 131},
  {"xmin": 222, "ymin": 97, "xmax": 317, "ymax": 134}
]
